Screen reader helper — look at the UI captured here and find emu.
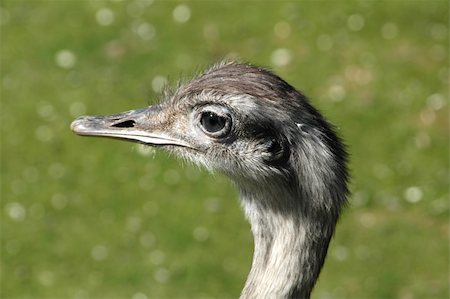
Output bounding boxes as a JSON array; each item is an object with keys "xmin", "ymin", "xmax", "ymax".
[{"xmin": 71, "ymin": 62, "xmax": 349, "ymax": 299}]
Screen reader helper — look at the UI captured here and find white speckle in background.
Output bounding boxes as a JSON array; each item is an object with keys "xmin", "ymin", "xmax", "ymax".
[
  {"xmin": 136, "ymin": 144, "xmax": 155, "ymax": 157},
  {"xmin": 172, "ymin": 4, "xmax": 191, "ymax": 23},
  {"xmin": 51, "ymin": 193, "xmax": 68, "ymax": 210},
  {"xmin": 204, "ymin": 197, "xmax": 223, "ymax": 213},
  {"xmin": 3, "ymin": 75, "xmax": 19, "ymax": 90},
  {"xmin": 176, "ymin": 53, "xmax": 193, "ymax": 69},
  {"xmin": 70, "ymin": 101, "xmax": 86, "ymax": 117},
  {"xmin": 414, "ymin": 132, "xmax": 431, "ymax": 149},
  {"xmin": 96, "ymin": 8, "xmax": 114, "ymax": 26},
  {"xmin": 163, "ymin": 169, "xmax": 180, "ymax": 185},
  {"xmin": 132, "ymin": 292, "xmax": 149, "ymax": 299},
  {"xmin": 316, "ymin": 34, "xmax": 333, "ymax": 51},
  {"xmin": 419, "ymin": 108, "xmax": 436, "ymax": 126},
  {"xmin": 359, "ymin": 52, "xmax": 376, "ymax": 66},
  {"xmin": 273, "ymin": 21, "xmax": 291, "ymax": 39},
  {"xmin": 91, "ymin": 245, "xmax": 108, "ymax": 261},
  {"xmin": 38, "ymin": 270, "xmax": 55, "ymax": 286},
  {"xmin": 404, "ymin": 186, "xmax": 423, "ymax": 203},
  {"xmin": 6, "ymin": 202, "xmax": 26, "ymax": 222},
  {"xmin": 138, "ymin": 175, "xmax": 155, "ymax": 191},
  {"xmin": 354, "ymin": 245, "xmax": 371, "ymax": 260},
  {"xmin": 328, "ymin": 84, "xmax": 346, "ymax": 102},
  {"xmin": 203, "ymin": 23, "xmax": 220, "ymax": 41},
  {"xmin": 380, "ymin": 195, "xmax": 400, "ymax": 211},
  {"xmin": 271, "ymin": 48, "xmax": 292, "ymax": 67},
  {"xmin": 35, "ymin": 125, "xmax": 53, "ymax": 142},
  {"xmin": 105, "ymin": 40, "xmax": 127, "ymax": 59},
  {"xmin": 48, "ymin": 162, "xmax": 66, "ymax": 179},
  {"xmin": 55, "ymin": 50, "xmax": 76, "ymax": 69},
  {"xmin": 135, "ymin": 22, "xmax": 156, "ymax": 40},
  {"xmin": 430, "ymin": 23, "xmax": 447, "ymax": 41},
  {"xmin": 73, "ymin": 289, "xmax": 89, "ymax": 299},
  {"xmin": 332, "ymin": 245, "xmax": 349, "ymax": 261},
  {"xmin": 430, "ymin": 45, "xmax": 446, "ymax": 62},
  {"xmin": 149, "ymin": 249, "xmax": 165, "ymax": 265},
  {"xmin": 126, "ymin": 216, "xmax": 142, "ymax": 233},
  {"xmin": 351, "ymin": 191, "xmax": 369, "ymax": 207},
  {"xmin": 193, "ymin": 226, "xmax": 209, "ymax": 242},
  {"xmin": 152, "ymin": 75, "xmax": 168, "ymax": 93},
  {"xmin": 137, "ymin": 0, "xmax": 154, "ymax": 7},
  {"xmin": 153, "ymin": 267, "xmax": 170, "ymax": 284},
  {"xmin": 381, "ymin": 22, "xmax": 398, "ymax": 39},
  {"xmin": 140, "ymin": 232, "xmax": 156, "ymax": 248},
  {"xmin": 344, "ymin": 65, "xmax": 373, "ymax": 86},
  {"xmin": 373, "ymin": 163, "xmax": 391, "ymax": 180},
  {"xmin": 37, "ymin": 101, "xmax": 55, "ymax": 118},
  {"xmin": 347, "ymin": 14, "xmax": 365, "ymax": 32},
  {"xmin": 0, "ymin": 7, "xmax": 11, "ymax": 25},
  {"xmin": 127, "ymin": 2, "xmax": 143, "ymax": 18},
  {"xmin": 358, "ymin": 212, "xmax": 376, "ymax": 228},
  {"xmin": 426, "ymin": 93, "xmax": 445, "ymax": 110}
]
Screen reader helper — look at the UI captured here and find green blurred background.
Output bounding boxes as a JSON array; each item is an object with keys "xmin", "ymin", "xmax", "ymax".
[{"xmin": 1, "ymin": 1, "xmax": 448, "ymax": 298}]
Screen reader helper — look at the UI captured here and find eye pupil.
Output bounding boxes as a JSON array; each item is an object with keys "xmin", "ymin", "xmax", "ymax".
[{"xmin": 201, "ymin": 112, "xmax": 226, "ymax": 133}]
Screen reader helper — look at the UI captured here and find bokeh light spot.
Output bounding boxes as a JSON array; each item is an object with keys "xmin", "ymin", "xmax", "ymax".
[
  {"xmin": 132, "ymin": 292, "xmax": 149, "ymax": 299},
  {"xmin": 404, "ymin": 186, "xmax": 423, "ymax": 203},
  {"xmin": 328, "ymin": 84, "xmax": 346, "ymax": 102},
  {"xmin": 193, "ymin": 226, "xmax": 209, "ymax": 242},
  {"xmin": 96, "ymin": 8, "xmax": 114, "ymax": 26},
  {"xmin": 153, "ymin": 267, "xmax": 170, "ymax": 284},
  {"xmin": 152, "ymin": 75, "xmax": 168, "ymax": 93},
  {"xmin": 38, "ymin": 271, "xmax": 55, "ymax": 286},
  {"xmin": 149, "ymin": 249, "xmax": 166, "ymax": 265},
  {"xmin": 173, "ymin": 4, "xmax": 191, "ymax": 23},
  {"xmin": 135, "ymin": 22, "xmax": 156, "ymax": 40},
  {"xmin": 35, "ymin": 126, "xmax": 53, "ymax": 142},
  {"xmin": 381, "ymin": 22, "xmax": 398, "ymax": 39},
  {"xmin": 316, "ymin": 34, "xmax": 333, "ymax": 51},
  {"xmin": 70, "ymin": 101, "xmax": 86, "ymax": 118},
  {"xmin": 430, "ymin": 23, "xmax": 447, "ymax": 40},
  {"xmin": 271, "ymin": 48, "xmax": 292, "ymax": 67},
  {"xmin": 91, "ymin": 245, "xmax": 108, "ymax": 261},
  {"xmin": 426, "ymin": 93, "xmax": 445, "ymax": 110},
  {"xmin": 274, "ymin": 21, "xmax": 291, "ymax": 39},
  {"xmin": 55, "ymin": 50, "xmax": 76, "ymax": 69},
  {"xmin": 6, "ymin": 202, "xmax": 26, "ymax": 222},
  {"xmin": 347, "ymin": 14, "xmax": 365, "ymax": 31}
]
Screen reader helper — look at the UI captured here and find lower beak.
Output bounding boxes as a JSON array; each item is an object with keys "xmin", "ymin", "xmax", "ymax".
[{"xmin": 70, "ymin": 105, "xmax": 191, "ymax": 148}]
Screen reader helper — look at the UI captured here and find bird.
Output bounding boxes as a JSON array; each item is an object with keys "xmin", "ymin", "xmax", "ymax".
[{"xmin": 71, "ymin": 61, "xmax": 349, "ymax": 299}]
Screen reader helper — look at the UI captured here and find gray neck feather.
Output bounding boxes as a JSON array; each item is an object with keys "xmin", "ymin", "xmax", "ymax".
[
  {"xmin": 238, "ymin": 186, "xmax": 329, "ymax": 299},
  {"xmin": 236, "ymin": 135, "xmax": 344, "ymax": 299}
]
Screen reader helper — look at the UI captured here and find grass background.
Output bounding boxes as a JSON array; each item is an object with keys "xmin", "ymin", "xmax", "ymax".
[{"xmin": 1, "ymin": 1, "xmax": 448, "ymax": 298}]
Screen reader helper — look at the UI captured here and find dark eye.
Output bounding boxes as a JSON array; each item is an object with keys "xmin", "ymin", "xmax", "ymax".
[{"xmin": 200, "ymin": 111, "xmax": 231, "ymax": 137}]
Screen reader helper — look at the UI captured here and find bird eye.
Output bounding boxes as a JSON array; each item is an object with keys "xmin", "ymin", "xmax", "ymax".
[{"xmin": 199, "ymin": 111, "xmax": 231, "ymax": 137}]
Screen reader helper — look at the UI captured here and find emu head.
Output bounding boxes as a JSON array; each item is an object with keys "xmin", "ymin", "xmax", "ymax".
[{"xmin": 72, "ymin": 62, "xmax": 348, "ymax": 227}]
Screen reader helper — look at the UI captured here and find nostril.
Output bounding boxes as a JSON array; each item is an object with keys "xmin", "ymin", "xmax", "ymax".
[{"xmin": 112, "ymin": 120, "xmax": 136, "ymax": 128}]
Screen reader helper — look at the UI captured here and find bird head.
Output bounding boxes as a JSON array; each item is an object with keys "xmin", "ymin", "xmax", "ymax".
[{"xmin": 71, "ymin": 62, "xmax": 347, "ymax": 196}]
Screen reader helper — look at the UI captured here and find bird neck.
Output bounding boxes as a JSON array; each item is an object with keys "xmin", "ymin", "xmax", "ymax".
[{"xmin": 238, "ymin": 185, "xmax": 333, "ymax": 299}]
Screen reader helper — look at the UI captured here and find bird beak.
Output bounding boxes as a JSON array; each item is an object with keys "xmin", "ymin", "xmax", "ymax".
[{"xmin": 70, "ymin": 105, "xmax": 191, "ymax": 148}]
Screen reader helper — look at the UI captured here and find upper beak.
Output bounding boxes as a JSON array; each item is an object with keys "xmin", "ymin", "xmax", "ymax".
[{"xmin": 70, "ymin": 105, "xmax": 192, "ymax": 148}]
